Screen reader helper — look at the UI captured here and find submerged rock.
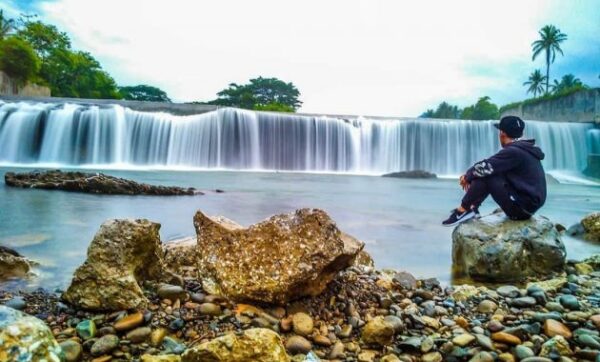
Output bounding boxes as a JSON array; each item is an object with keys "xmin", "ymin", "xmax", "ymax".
[
  {"xmin": 0, "ymin": 306, "xmax": 63, "ymax": 361},
  {"xmin": 382, "ymin": 170, "xmax": 437, "ymax": 179},
  {"xmin": 452, "ymin": 214, "xmax": 566, "ymax": 282},
  {"xmin": 181, "ymin": 328, "xmax": 290, "ymax": 362},
  {"xmin": 0, "ymin": 245, "xmax": 33, "ymax": 281},
  {"xmin": 580, "ymin": 212, "xmax": 600, "ymax": 242},
  {"xmin": 62, "ymin": 219, "xmax": 174, "ymax": 310},
  {"xmin": 4, "ymin": 169, "xmax": 199, "ymax": 195},
  {"xmin": 194, "ymin": 208, "xmax": 364, "ymax": 304}
]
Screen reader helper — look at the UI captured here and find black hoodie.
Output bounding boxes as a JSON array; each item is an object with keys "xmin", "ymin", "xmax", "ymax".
[{"xmin": 465, "ymin": 139, "xmax": 547, "ymax": 214}]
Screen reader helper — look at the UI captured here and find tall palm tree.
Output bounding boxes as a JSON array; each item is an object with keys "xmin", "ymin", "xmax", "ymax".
[
  {"xmin": 531, "ymin": 25, "xmax": 567, "ymax": 94},
  {"xmin": 551, "ymin": 74, "xmax": 583, "ymax": 93},
  {"xmin": 523, "ymin": 69, "xmax": 547, "ymax": 98},
  {"xmin": 0, "ymin": 10, "xmax": 15, "ymax": 40}
]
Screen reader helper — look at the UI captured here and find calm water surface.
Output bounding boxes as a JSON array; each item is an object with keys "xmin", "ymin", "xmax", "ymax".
[{"xmin": 1, "ymin": 167, "xmax": 599, "ymax": 290}]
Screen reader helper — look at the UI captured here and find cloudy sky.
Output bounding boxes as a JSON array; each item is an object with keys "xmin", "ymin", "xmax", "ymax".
[{"xmin": 5, "ymin": 0, "xmax": 600, "ymax": 116}]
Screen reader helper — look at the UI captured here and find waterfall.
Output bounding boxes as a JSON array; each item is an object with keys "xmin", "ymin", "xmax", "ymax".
[{"xmin": 0, "ymin": 101, "xmax": 595, "ymax": 175}]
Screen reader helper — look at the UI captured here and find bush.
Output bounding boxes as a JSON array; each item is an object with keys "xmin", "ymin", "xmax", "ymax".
[{"xmin": 0, "ymin": 36, "xmax": 40, "ymax": 84}]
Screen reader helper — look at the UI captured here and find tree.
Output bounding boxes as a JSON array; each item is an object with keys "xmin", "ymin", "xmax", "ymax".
[
  {"xmin": 210, "ymin": 77, "xmax": 302, "ymax": 111},
  {"xmin": 419, "ymin": 101, "xmax": 461, "ymax": 119},
  {"xmin": 523, "ymin": 69, "xmax": 546, "ymax": 98},
  {"xmin": 0, "ymin": 10, "xmax": 15, "ymax": 40},
  {"xmin": 550, "ymin": 74, "xmax": 584, "ymax": 94},
  {"xmin": 531, "ymin": 25, "xmax": 567, "ymax": 95},
  {"xmin": 17, "ymin": 20, "xmax": 71, "ymax": 59},
  {"xmin": 253, "ymin": 102, "xmax": 295, "ymax": 112},
  {"xmin": 119, "ymin": 85, "xmax": 171, "ymax": 102},
  {"xmin": 461, "ymin": 96, "xmax": 499, "ymax": 120},
  {"xmin": 0, "ymin": 36, "xmax": 40, "ymax": 84}
]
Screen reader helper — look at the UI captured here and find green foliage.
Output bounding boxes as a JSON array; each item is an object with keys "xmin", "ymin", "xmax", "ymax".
[
  {"xmin": 531, "ymin": 25, "xmax": 567, "ymax": 94},
  {"xmin": 210, "ymin": 77, "xmax": 302, "ymax": 111},
  {"xmin": 461, "ymin": 96, "xmax": 499, "ymax": 120},
  {"xmin": 17, "ymin": 20, "xmax": 71, "ymax": 58},
  {"xmin": 119, "ymin": 84, "xmax": 171, "ymax": 102},
  {"xmin": 0, "ymin": 10, "xmax": 15, "ymax": 40},
  {"xmin": 0, "ymin": 36, "xmax": 40, "ymax": 83},
  {"xmin": 253, "ymin": 102, "xmax": 295, "ymax": 112},
  {"xmin": 550, "ymin": 74, "xmax": 584, "ymax": 94},
  {"xmin": 420, "ymin": 101, "xmax": 461, "ymax": 119},
  {"xmin": 523, "ymin": 69, "xmax": 546, "ymax": 98}
]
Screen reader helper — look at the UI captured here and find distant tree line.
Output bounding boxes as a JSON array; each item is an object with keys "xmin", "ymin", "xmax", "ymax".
[{"xmin": 421, "ymin": 96, "xmax": 499, "ymax": 120}]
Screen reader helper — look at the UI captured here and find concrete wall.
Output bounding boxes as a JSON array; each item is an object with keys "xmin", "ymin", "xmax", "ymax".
[
  {"xmin": 501, "ymin": 88, "xmax": 600, "ymax": 123},
  {"xmin": 0, "ymin": 71, "xmax": 51, "ymax": 97}
]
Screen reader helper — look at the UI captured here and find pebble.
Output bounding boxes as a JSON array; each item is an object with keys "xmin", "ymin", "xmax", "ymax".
[
  {"xmin": 329, "ymin": 341, "xmax": 345, "ymax": 359},
  {"xmin": 313, "ymin": 335, "xmax": 331, "ymax": 347},
  {"xmin": 90, "ymin": 334, "xmax": 120, "ymax": 356},
  {"xmin": 469, "ymin": 351, "xmax": 494, "ymax": 362},
  {"xmin": 559, "ymin": 295, "xmax": 580, "ymax": 310},
  {"xmin": 126, "ymin": 326, "xmax": 152, "ymax": 343},
  {"xmin": 477, "ymin": 300, "xmax": 498, "ymax": 314},
  {"xmin": 76, "ymin": 319, "xmax": 96, "ymax": 340},
  {"xmin": 5, "ymin": 297, "xmax": 26, "ymax": 310},
  {"xmin": 157, "ymin": 284, "xmax": 188, "ymax": 301},
  {"xmin": 199, "ymin": 302, "xmax": 221, "ymax": 316},
  {"xmin": 511, "ymin": 297, "xmax": 537, "ymax": 308},
  {"xmin": 474, "ymin": 334, "xmax": 493, "ymax": 350},
  {"xmin": 545, "ymin": 301, "xmax": 565, "ymax": 312},
  {"xmin": 292, "ymin": 313, "xmax": 314, "ymax": 336},
  {"xmin": 59, "ymin": 340, "xmax": 82, "ymax": 362},
  {"xmin": 497, "ymin": 285, "xmax": 520, "ymax": 298},
  {"xmin": 422, "ymin": 351, "xmax": 443, "ymax": 362},
  {"xmin": 491, "ymin": 332, "xmax": 521, "ymax": 345},
  {"xmin": 514, "ymin": 345, "xmax": 535, "ymax": 359},
  {"xmin": 162, "ymin": 336, "xmax": 186, "ymax": 355},
  {"xmin": 286, "ymin": 335, "xmax": 312, "ymax": 354},
  {"xmin": 383, "ymin": 315, "xmax": 403, "ymax": 332},
  {"xmin": 487, "ymin": 320, "xmax": 504, "ymax": 332},
  {"xmin": 168, "ymin": 318, "xmax": 185, "ymax": 331},
  {"xmin": 114, "ymin": 312, "xmax": 144, "ymax": 331},
  {"xmin": 543, "ymin": 319, "xmax": 572, "ymax": 338},
  {"xmin": 452, "ymin": 333, "xmax": 475, "ymax": 347}
]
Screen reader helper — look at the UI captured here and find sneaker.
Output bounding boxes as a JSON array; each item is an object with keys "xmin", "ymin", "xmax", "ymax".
[{"xmin": 442, "ymin": 208, "xmax": 477, "ymax": 227}]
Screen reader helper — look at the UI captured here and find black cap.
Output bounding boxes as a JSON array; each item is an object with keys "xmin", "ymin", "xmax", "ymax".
[{"xmin": 494, "ymin": 116, "xmax": 525, "ymax": 138}]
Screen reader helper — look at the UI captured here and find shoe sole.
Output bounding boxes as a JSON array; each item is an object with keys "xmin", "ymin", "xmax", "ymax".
[{"xmin": 442, "ymin": 211, "xmax": 477, "ymax": 227}]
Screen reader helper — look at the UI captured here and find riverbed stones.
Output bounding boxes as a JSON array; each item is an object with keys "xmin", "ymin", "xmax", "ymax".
[
  {"xmin": 76, "ymin": 319, "xmax": 96, "ymax": 340},
  {"xmin": 0, "ymin": 245, "xmax": 32, "ymax": 281},
  {"xmin": 580, "ymin": 212, "xmax": 600, "ymax": 242},
  {"xmin": 543, "ymin": 319, "xmax": 572, "ymax": 338},
  {"xmin": 114, "ymin": 311, "xmax": 144, "ymax": 331},
  {"xmin": 362, "ymin": 316, "xmax": 395, "ymax": 346},
  {"xmin": 60, "ymin": 339, "xmax": 83, "ymax": 362},
  {"xmin": 452, "ymin": 214, "xmax": 566, "ymax": 282},
  {"xmin": 91, "ymin": 334, "xmax": 120, "ymax": 356},
  {"xmin": 193, "ymin": 208, "xmax": 364, "ymax": 303},
  {"xmin": 477, "ymin": 300, "xmax": 498, "ymax": 313},
  {"xmin": 181, "ymin": 328, "xmax": 290, "ymax": 362},
  {"xmin": 0, "ymin": 306, "xmax": 63, "ymax": 361},
  {"xmin": 285, "ymin": 335, "xmax": 312, "ymax": 354},
  {"xmin": 292, "ymin": 312, "xmax": 313, "ymax": 336},
  {"xmin": 62, "ymin": 219, "xmax": 170, "ymax": 310}
]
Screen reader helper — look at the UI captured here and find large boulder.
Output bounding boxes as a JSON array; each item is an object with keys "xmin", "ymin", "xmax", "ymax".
[
  {"xmin": 62, "ymin": 219, "xmax": 174, "ymax": 310},
  {"xmin": 194, "ymin": 208, "xmax": 364, "ymax": 304},
  {"xmin": 5, "ymin": 169, "xmax": 198, "ymax": 195},
  {"xmin": 0, "ymin": 246, "xmax": 32, "ymax": 281},
  {"xmin": 0, "ymin": 306, "xmax": 63, "ymax": 361},
  {"xmin": 581, "ymin": 212, "xmax": 600, "ymax": 242},
  {"xmin": 452, "ymin": 214, "xmax": 566, "ymax": 282},
  {"xmin": 182, "ymin": 328, "xmax": 289, "ymax": 362}
]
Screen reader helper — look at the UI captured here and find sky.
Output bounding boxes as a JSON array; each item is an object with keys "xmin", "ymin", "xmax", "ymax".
[{"xmin": 4, "ymin": 0, "xmax": 600, "ymax": 117}]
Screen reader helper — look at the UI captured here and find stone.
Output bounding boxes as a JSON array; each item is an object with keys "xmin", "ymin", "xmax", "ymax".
[
  {"xmin": 470, "ymin": 352, "xmax": 494, "ymax": 362},
  {"xmin": 62, "ymin": 219, "xmax": 175, "ymax": 311},
  {"xmin": 491, "ymin": 332, "xmax": 521, "ymax": 345},
  {"xmin": 313, "ymin": 335, "xmax": 331, "ymax": 346},
  {"xmin": 358, "ymin": 350, "xmax": 377, "ymax": 362},
  {"xmin": 141, "ymin": 355, "xmax": 182, "ymax": 362},
  {"xmin": 540, "ymin": 335, "xmax": 572, "ymax": 357},
  {"xmin": 0, "ymin": 246, "xmax": 32, "ymax": 281},
  {"xmin": 559, "ymin": 295, "xmax": 580, "ymax": 310},
  {"xmin": 362, "ymin": 316, "xmax": 395, "ymax": 346},
  {"xmin": 383, "ymin": 315, "xmax": 404, "ymax": 332},
  {"xmin": 163, "ymin": 336, "xmax": 186, "ymax": 355},
  {"xmin": 590, "ymin": 314, "xmax": 600, "ymax": 329},
  {"xmin": 451, "ymin": 284, "xmax": 484, "ymax": 301},
  {"xmin": 575, "ymin": 334, "xmax": 600, "ymax": 349},
  {"xmin": 514, "ymin": 345, "xmax": 535, "ymax": 359},
  {"xmin": 452, "ymin": 333, "xmax": 475, "ymax": 347},
  {"xmin": 452, "ymin": 214, "xmax": 566, "ymax": 282},
  {"xmin": 477, "ymin": 300, "xmax": 498, "ymax": 313},
  {"xmin": 181, "ymin": 328, "xmax": 290, "ymax": 362},
  {"xmin": 285, "ymin": 335, "xmax": 312, "ymax": 354},
  {"xmin": 158, "ymin": 284, "xmax": 188, "ymax": 301},
  {"xmin": 76, "ymin": 319, "xmax": 96, "ymax": 340},
  {"xmin": 497, "ymin": 285, "xmax": 520, "ymax": 298},
  {"xmin": 5, "ymin": 296, "xmax": 26, "ymax": 310},
  {"xmin": 422, "ymin": 351, "xmax": 443, "ymax": 362},
  {"xmin": 292, "ymin": 313, "xmax": 313, "ymax": 336},
  {"xmin": 60, "ymin": 340, "xmax": 83, "ymax": 362},
  {"xmin": 475, "ymin": 334, "xmax": 493, "ymax": 350},
  {"xmin": 580, "ymin": 212, "xmax": 600, "ymax": 242},
  {"xmin": 329, "ymin": 341, "xmax": 345, "ymax": 359},
  {"xmin": 199, "ymin": 303, "xmax": 222, "ymax": 316},
  {"xmin": 392, "ymin": 271, "xmax": 418, "ymax": 290},
  {"xmin": 194, "ymin": 209, "xmax": 364, "ymax": 303},
  {"xmin": 90, "ymin": 334, "xmax": 120, "ymax": 356},
  {"xmin": 151, "ymin": 328, "xmax": 168, "ymax": 347},
  {"xmin": 126, "ymin": 326, "xmax": 152, "ymax": 343},
  {"xmin": 0, "ymin": 306, "xmax": 62, "ymax": 361},
  {"xmin": 114, "ymin": 312, "xmax": 144, "ymax": 331},
  {"xmin": 382, "ymin": 170, "xmax": 437, "ymax": 179},
  {"xmin": 4, "ymin": 170, "xmax": 197, "ymax": 195},
  {"xmin": 544, "ymin": 319, "xmax": 572, "ymax": 339},
  {"xmin": 512, "ymin": 297, "xmax": 537, "ymax": 308},
  {"xmin": 352, "ymin": 250, "xmax": 375, "ymax": 269},
  {"xmin": 381, "ymin": 354, "xmax": 401, "ymax": 362}
]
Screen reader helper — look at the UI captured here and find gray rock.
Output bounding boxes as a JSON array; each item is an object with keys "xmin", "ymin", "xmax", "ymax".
[
  {"xmin": 452, "ymin": 214, "xmax": 566, "ymax": 282},
  {"xmin": 511, "ymin": 297, "xmax": 537, "ymax": 308},
  {"xmin": 515, "ymin": 345, "xmax": 535, "ymax": 359},
  {"xmin": 59, "ymin": 340, "xmax": 82, "ymax": 362},
  {"xmin": 5, "ymin": 296, "xmax": 26, "ymax": 310},
  {"xmin": 285, "ymin": 335, "xmax": 312, "ymax": 354},
  {"xmin": 91, "ymin": 334, "xmax": 120, "ymax": 356},
  {"xmin": 559, "ymin": 295, "xmax": 580, "ymax": 310},
  {"xmin": 497, "ymin": 285, "xmax": 520, "ymax": 298},
  {"xmin": 157, "ymin": 284, "xmax": 188, "ymax": 301}
]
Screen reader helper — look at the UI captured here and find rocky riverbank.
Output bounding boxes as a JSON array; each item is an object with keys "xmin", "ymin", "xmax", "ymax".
[
  {"xmin": 4, "ymin": 170, "xmax": 200, "ymax": 196},
  {"xmin": 1, "ymin": 209, "xmax": 600, "ymax": 362}
]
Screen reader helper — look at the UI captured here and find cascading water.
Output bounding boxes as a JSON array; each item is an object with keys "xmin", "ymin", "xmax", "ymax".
[{"xmin": 0, "ymin": 100, "xmax": 596, "ymax": 175}]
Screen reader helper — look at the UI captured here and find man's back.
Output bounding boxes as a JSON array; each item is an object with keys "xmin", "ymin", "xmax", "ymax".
[{"xmin": 501, "ymin": 140, "xmax": 546, "ymax": 213}]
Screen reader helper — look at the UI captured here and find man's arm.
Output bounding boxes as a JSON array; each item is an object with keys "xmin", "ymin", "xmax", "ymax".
[{"xmin": 465, "ymin": 147, "xmax": 521, "ymax": 182}]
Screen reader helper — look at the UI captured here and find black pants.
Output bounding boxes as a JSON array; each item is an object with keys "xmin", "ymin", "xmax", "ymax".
[{"xmin": 461, "ymin": 174, "xmax": 531, "ymax": 220}]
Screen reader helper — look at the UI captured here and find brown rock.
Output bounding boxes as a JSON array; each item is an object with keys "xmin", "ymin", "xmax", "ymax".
[
  {"xmin": 292, "ymin": 313, "xmax": 313, "ymax": 336},
  {"xmin": 62, "ymin": 219, "xmax": 176, "ymax": 311},
  {"xmin": 543, "ymin": 319, "xmax": 572, "ymax": 339},
  {"xmin": 194, "ymin": 209, "xmax": 364, "ymax": 304},
  {"xmin": 114, "ymin": 312, "xmax": 144, "ymax": 332},
  {"xmin": 590, "ymin": 314, "xmax": 600, "ymax": 329},
  {"xmin": 313, "ymin": 335, "xmax": 332, "ymax": 346},
  {"xmin": 581, "ymin": 212, "xmax": 600, "ymax": 242},
  {"xmin": 285, "ymin": 335, "xmax": 312, "ymax": 354},
  {"xmin": 491, "ymin": 332, "xmax": 521, "ymax": 345},
  {"xmin": 0, "ymin": 246, "xmax": 32, "ymax": 281},
  {"xmin": 362, "ymin": 316, "xmax": 395, "ymax": 346}
]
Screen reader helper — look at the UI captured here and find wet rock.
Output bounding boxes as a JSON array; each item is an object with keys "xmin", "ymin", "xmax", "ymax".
[
  {"xmin": 60, "ymin": 340, "xmax": 83, "ymax": 362},
  {"xmin": 285, "ymin": 335, "xmax": 312, "ymax": 354},
  {"xmin": 382, "ymin": 170, "xmax": 437, "ymax": 179},
  {"xmin": 477, "ymin": 300, "xmax": 498, "ymax": 313},
  {"xmin": 5, "ymin": 296, "xmax": 26, "ymax": 310},
  {"xmin": 470, "ymin": 352, "xmax": 494, "ymax": 362},
  {"xmin": 491, "ymin": 332, "xmax": 521, "ymax": 345},
  {"xmin": 181, "ymin": 328, "xmax": 289, "ymax": 362},
  {"xmin": 0, "ymin": 306, "xmax": 62, "ymax": 361},
  {"xmin": 393, "ymin": 271, "xmax": 418, "ymax": 290},
  {"xmin": 512, "ymin": 297, "xmax": 537, "ymax": 308},
  {"xmin": 362, "ymin": 316, "xmax": 395, "ymax": 346},
  {"xmin": 141, "ymin": 355, "xmax": 182, "ymax": 362},
  {"xmin": 126, "ymin": 326, "xmax": 152, "ymax": 343},
  {"xmin": 540, "ymin": 335, "xmax": 572, "ymax": 357},
  {"xmin": 5, "ymin": 170, "xmax": 198, "ymax": 195},
  {"xmin": 329, "ymin": 341, "xmax": 345, "ymax": 359},
  {"xmin": 62, "ymin": 219, "xmax": 178, "ymax": 311},
  {"xmin": 543, "ymin": 319, "xmax": 572, "ymax": 339},
  {"xmin": 422, "ymin": 351, "xmax": 443, "ymax": 362},
  {"xmin": 114, "ymin": 312, "xmax": 144, "ymax": 331},
  {"xmin": 452, "ymin": 214, "xmax": 566, "ymax": 282},
  {"xmin": 452, "ymin": 333, "xmax": 475, "ymax": 347},
  {"xmin": 199, "ymin": 302, "xmax": 221, "ymax": 316},
  {"xmin": 292, "ymin": 313, "xmax": 314, "ymax": 336},
  {"xmin": 194, "ymin": 208, "xmax": 364, "ymax": 303},
  {"xmin": 158, "ymin": 284, "xmax": 188, "ymax": 301},
  {"xmin": 0, "ymin": 246, "xmax": 32, "ymax": 281},
  {"xmin": 559, "ymin": 294, "xmax": 580, "ymax": 310},
  {"xmin": 580, "ymin": 212, "xmax": 600, "ymax": 242},
  {"xmin": 76, "ymin": 319, "xmax": 96, "ymax": 340},
  {"xmin": 90, "ymin": 334, "xmax": 120, "ymax": 356}
]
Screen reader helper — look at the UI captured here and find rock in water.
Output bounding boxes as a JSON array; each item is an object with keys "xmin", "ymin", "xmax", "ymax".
[
  {"xmin": 452, "ymin": 214, "xmax": 566, "ymax": 282},
  {"xmin": 181, "ymin": 328, "xmax": 290, "ymax": 362},
  {"xmin": 581, "ymin": 212, "xmax": 600, "ymax": 242},
  {"xmin": 0, "ymin": 306, "xmax": 63, "ymax": 361},
  {"xmin": 0, "ymin": 246, "xmax": 32, "ymax": 281},
  {"xmin": 382, "ymin": 170, "xmax": 437, "ymax": 179},
  {"xmin": 62, "ymin": 219, "xmax": 172, "ymax": 310},
  {"xmin": 4, "ymin": 169, "xmax": 198, "ymax": 195},
  {"xmin": 194, "ymin": 209, "xmax": 364, "ymax": 304}
]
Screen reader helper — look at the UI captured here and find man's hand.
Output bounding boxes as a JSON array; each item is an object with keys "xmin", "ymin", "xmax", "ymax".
[{"xmin": 459, "ymin": 174, "xmax": 470, "ymax": 191}]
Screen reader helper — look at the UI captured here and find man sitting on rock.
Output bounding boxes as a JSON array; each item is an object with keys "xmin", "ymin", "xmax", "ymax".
[{"xmin": 442, "ymin": 116, "xmax": 547, "ymax": 226}]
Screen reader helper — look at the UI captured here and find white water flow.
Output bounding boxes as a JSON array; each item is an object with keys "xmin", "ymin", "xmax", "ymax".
[{"xmin": 0, "ymin": 101, "xmax": 596, "ymax": 175}]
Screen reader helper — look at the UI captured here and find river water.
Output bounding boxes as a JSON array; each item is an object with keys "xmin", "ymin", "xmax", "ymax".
[{"xmin": 1, "ymin": 167, "xmax": 599, "ymax": 290}]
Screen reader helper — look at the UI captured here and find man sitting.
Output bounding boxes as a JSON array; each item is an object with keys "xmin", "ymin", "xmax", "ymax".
[{"xmin": 442, "ymin": 116, "xmax": 547, "ymax": 226}]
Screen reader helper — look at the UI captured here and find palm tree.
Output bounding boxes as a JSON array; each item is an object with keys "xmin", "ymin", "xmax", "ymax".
[
  {"xmin": 0, "ymin": 10, "xmax": 15, "ymax": 40},
  {"xmin": 531, "ymin": 25, "xmax": 567, "ymax": 94},
  {"xmin": 523, "ymin": 69, "xmax": 547, "ymax": 98},
  {"xmin": 551, "ymin": 74, "xmax": 583, "ymax": 93}
]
